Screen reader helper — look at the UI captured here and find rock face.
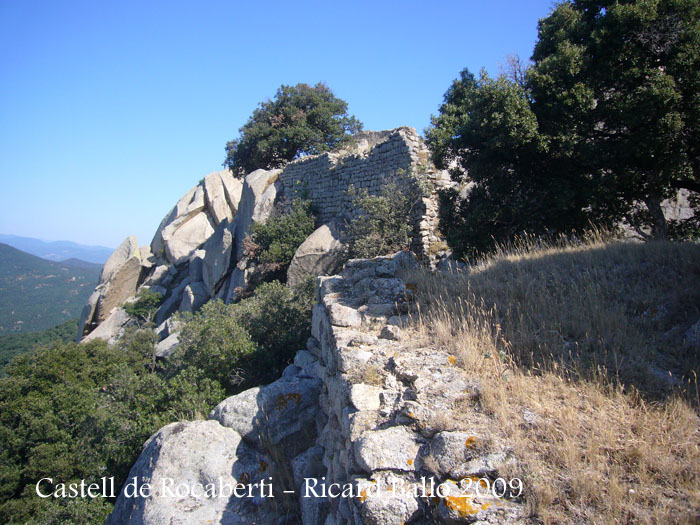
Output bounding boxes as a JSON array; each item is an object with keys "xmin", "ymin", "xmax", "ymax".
[
  {"xmin": 287, "ymin": 224, "xmax": 345, "ymax": 287},
  {"xmin": 77, "ymin": 236, "xmax": 142, "ymax": 340}
]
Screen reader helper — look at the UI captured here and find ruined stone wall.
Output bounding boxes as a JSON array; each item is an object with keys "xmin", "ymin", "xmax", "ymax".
[{"xmin": 279, "ymin": 127, "xmax": 450, "ymax": 259}]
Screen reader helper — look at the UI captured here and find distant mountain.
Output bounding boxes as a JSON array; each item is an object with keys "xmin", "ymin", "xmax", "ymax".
[
  {"xmin": 0, "ymin": 243, "xmax": 102, "ymax": 333},
  {"xmin": 0, "ymin": 234, "xmax": 114, "ymax": 264}
]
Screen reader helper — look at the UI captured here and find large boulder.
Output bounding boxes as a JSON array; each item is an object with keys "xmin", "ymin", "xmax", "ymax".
[
  {"xmin": 179, "ymin": 281, "xmax": 209, "ymax": 313},
  {"xmin": 287, "ymin": 224, "xmax": 345, "ymax": 287},
  {"xmin": 105, "ymin": 420, "xmax": 276, "ymax": 525},
  {"xmin": 77, "ymin": 236, "xmax": 142, "ymax": 339},
  {"xmin": 96, "ymin": 251, "xmax": 142, "ymax": 322},
  {"xmin": 203, "ymin": 170, "xmax": 234, "ymax": 225},
  {"xmin": 83, "ymin": 307, "xmax": 130, "ymax": 345},
  {"xmin": 164, "ymin": 212, "xmax": 215, "ymax": 265},
  {"xmin": 209, "ymin": 353, "xmax": 321, "ymax": 458},
  {"xmin": 234, "ymin": 169, "xmax": 282, "ymax": 261},
  {"xmin": 202, "ymin": 219, "xmax": 234, "ymax": 296},
  {"xmin": 100, "ymin": 235, "xmax": 140, "ymax": 284},
  {"xmin": 150, "ymin": 185, "xmax": 204, "ymax": 257},
  {"xmin": 221, "ymin": 169, "xmax": 243, "ymax": 214}
]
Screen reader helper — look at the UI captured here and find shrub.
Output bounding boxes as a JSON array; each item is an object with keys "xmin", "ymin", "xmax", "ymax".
[
  {"xmin": 346, "ymin": 177, "xmax": 425, "ymax": 258},
  {"xmin": 173, "ymin": 301, "xmax": 258, "ymax": 392},
  {"xmin": 247, "ymin": 199, "xmax": 316, "ymax": 282},
  {"xmin": 230, "ymin": 278, "xmax": 316, "ymax": 385},
  {"xmin": 123, "ymin": 288, "xmax": 163, "ymax": 324}
]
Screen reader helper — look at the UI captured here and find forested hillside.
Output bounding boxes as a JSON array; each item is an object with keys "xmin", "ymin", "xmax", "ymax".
[{"xmin": 0, "ymin": 243, "xmax": 101, "ymax": 333}]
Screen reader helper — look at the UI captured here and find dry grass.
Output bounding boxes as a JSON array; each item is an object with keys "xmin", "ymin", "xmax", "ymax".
[{"xmin": 402, "ymin": 234, "xmax": 700, "ymax": 524}]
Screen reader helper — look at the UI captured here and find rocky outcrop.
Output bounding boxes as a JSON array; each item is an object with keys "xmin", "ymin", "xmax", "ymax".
[
  {"xmin": 107, "ymin": 346, "xmax": 323, "ymax": 524},
  {"xmin": 105, "ymin": 420, "xmax": 278, "ymax": 525},
  {"xmin": 77, "ymin": 236, "xmax": 142, "ymax": 340},
  {"xmin": 78, "ymin": 128, "xmax": 448, "ymax": 347}
]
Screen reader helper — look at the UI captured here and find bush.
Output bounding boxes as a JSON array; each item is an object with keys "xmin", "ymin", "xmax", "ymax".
[
  {"xmin": 247, "ymin": 199, "xmax": 316, "ymax": 282},
  {"xmin": 231, "ymin": 278, "xmax": 315, "ymax": 384},
  {"xmin": 123, "ymin": 288, "xmax": 163, "ymax": 324},
  {"xmin": 173, "ymin": 301, "xmax": 258, "ymax": 392},
  {"xmin": 346, "ymin": 177, "xmax": 425, "ymax": 258},
  {"xmin": 0, "ymin": 337, "xmax": 224, "ymax": 524}
]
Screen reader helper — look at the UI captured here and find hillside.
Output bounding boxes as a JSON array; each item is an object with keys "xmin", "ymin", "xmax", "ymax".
[
  {"xmin": 0, "ymin": 234, "xmax": 113, "ymax": 264},
  {"xmin": 0, "ymin": 243, "xmax": 101, "ymax": 333}
]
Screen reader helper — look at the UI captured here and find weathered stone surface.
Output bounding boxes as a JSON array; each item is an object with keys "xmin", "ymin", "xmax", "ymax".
[
  {"xmin": 154, "ymin": 276, "xmax": 190, "ymax": 326},
  {"xmin": 329, "ymin": 303, "xmax": 362, "ymax": 327},
  {"xmin": 234, "ymin": 169, "xmax": 281, "ymax": 260},
  {"xmin": 349, "ymin": 384, "xmax": 382, "ymax": 411},
  {"xmin": 77, "ymin": 289, "xmax": 101, "ymax": 340},
  {"xmin": 203, "ymin": 170, "xmax": 233, "ymax": 225},
  {"xmin": 155, "ymin": 331, "xmax": 179, "ymax": 358},
  {"xmin": 354, "ymin": 426, "xmax": 421, "ymax": 472},
  {"xmin": 292, "ymin": 445, "xmax": 329, "ymax": 525},
  {"xmin": 164, "ymin": 212, "xmax": 215, "ymax": 265},
  {"xmin": 188, "ymin": 249, "xmax": 206, "ymax": 283},
  {"xmin": 435, "ymin": 478, "xmax": 523, "ymax": 524},
  {"xmin": 220, "ymin": 169, "xmax": 243, "ymax": 214},
  {"xmin": 425, "ymin": 431, "xmax": 482, "ymax": 478},
  {"xmin": 179, "ymin": 281, "xmax": 209, "ymax": 312},
  {"xmin": 287, "ymin": 224, "xmax": 345, "ymax": 288},
  {"xmin": 96, "ymin": 251, "xmax": 142, "ymax": 323},
  {"xmin": 105, "ymin": 420, "xmax": 276, "ymax": 525},
  {"xmin": 379, "ymin": 325, "xmax": 401, "ymax": 340},
  {"xmin": 209, "ymin": 355, "xmax": 321, "ymax": 458},
  {"xmin": 202, "ymin": 220, "xmax": 233, "ymax": 296},
  {"xmin": 83, "ymin": 307, "xmax": 130, "ymax": 345},
  {"xmin": 100, "ymin": 235, "xmax": 140, "ymax": 285},
  {"xmin": 358, "ymin": 478, "xmax": 419, "ymax": 525}
]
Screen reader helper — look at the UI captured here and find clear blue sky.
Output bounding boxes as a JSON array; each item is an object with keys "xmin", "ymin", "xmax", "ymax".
[{"xmin": 0, "ymin": 0, "xmax": 556, "ymax": 249}]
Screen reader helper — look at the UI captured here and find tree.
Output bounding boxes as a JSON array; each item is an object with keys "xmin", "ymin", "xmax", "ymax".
[
  {"xmin": 528, "ymin": 0, "xmax": 700, "ymax": 239},
  {"xmin": 427, "ymin": 0, "xmax": 700, "ymax": 257},
  {"xmin": 225, "ymin": 83, "xmax": 363, "ymax": 176}
]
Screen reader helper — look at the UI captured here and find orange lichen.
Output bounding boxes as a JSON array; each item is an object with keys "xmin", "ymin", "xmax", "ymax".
[
  {"xmin": 448, "ymin": 355, "xmax": 457, "ymax": 365},
  {"xmin": 275, "ymin": 393, "xmax": 302, "ymax": 411},
  {"xmin": 463, "ymin": 475, "xmax": 489, "ymax": 489},
  {"xmin": 443, "ymin": 495, "xmax": 481, "ymax": 516},
  {"xmin": 407, "ymin": 458, "xmax": 414, "ymax": 466},
  {"xmin": 465, "ymin": 436, "xmax": 478, "ymax": 448},
  {"xmin": 359, "ymin": 489, "xmax": 368, "ymax": 503}
]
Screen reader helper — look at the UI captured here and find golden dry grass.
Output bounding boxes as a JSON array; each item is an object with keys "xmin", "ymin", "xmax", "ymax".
[{"xmin": 402, "ymin": 234, "xmax": 700, "ymax": 524}]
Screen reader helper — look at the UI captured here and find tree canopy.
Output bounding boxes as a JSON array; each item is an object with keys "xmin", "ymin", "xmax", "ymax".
[
  {"xmin": 225, "ymin": 83, "xmax": 363, "ymax": 177},
  {"xmin": 427, "ymin": 0, "xmax": 700, "ymax": 258}
]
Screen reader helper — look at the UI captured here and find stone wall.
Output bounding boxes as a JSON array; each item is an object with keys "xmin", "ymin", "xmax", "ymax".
[
  {"xmin": 278, "ymin": 127, "xmax": 451, "ymax": 259},
  {"xmin": 105, "ymin": 252, "xmax": 526, "ymax": 524}
]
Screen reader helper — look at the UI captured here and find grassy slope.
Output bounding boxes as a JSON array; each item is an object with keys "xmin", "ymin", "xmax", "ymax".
[
  {"xmin": 404, "ymin": 236, "xmax": 700, "ymax": 524},
  {"xmin": 0, "ymin": 243, "xmax": 101, "ymax": 333}
]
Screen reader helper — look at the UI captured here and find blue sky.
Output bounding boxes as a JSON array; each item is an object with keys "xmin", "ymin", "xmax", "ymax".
[{"xmin": 0, "ymin": 0, "xmax": 556, "ymax": 248}]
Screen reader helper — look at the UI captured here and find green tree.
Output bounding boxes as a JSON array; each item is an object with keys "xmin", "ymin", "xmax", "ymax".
[
  {"xmin": 427, "ymin": 0, "xmax": 700, "ymax": 257},
  {"xmin": 528, "ymin": 0, "xmax": 700, "ymax": 239},
  {"xmin": 225, "ymin": 83, "xmax": 363, "ymax": 176}
]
